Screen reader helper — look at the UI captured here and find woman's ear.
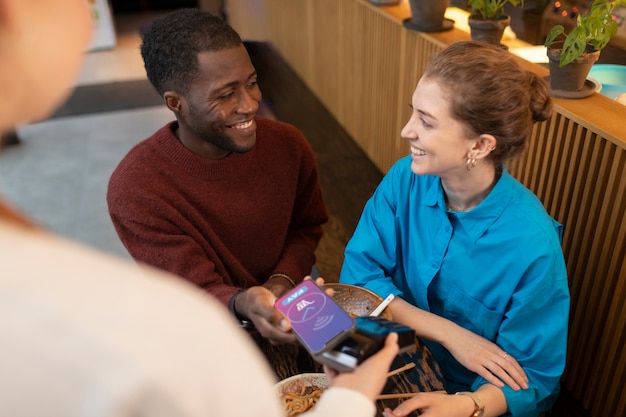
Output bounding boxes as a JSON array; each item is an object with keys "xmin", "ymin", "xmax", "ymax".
[
  {"xmin": 164, "ymin": 91, "xmax": 183, "ymax": 113},
  {"xmin": 471, "ymin": 134, "xmax": 497, "ymax": 159}
]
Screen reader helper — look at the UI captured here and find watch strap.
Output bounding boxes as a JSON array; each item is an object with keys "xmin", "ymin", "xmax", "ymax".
[
  {"xmin": 455, "ymin": 391, "xmax": 484, "ymax": 417},
  {"xmin": 228, "ymin": 289, "xmax": 255, "ymax": 329}
]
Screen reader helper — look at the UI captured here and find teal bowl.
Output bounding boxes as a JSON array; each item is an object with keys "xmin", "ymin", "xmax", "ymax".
[{"xmin": 589, "ymin": 64, "xmax": 626, "ymax": 100}]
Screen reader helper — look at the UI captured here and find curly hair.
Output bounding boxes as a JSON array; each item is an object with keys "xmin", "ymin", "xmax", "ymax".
[
  {"xmin": 423, "ymin": 41, "xmax": 553, "ymax": 166},
  {"xmin": 140, "ymin": 8, "xmax": 242, "ymax": 96}
]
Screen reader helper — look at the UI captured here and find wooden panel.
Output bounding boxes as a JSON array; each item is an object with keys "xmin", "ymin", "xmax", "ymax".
[
  {"xmin": 267, "ymin": 0, "xmax": 314, "ymax": 84},
  {"xmin": 223, "ymin": 0, "xmax": 270, "ymax": 41},
  {"xmin": 508, "ymin": 117, "xmax": 626, "ymax": 416},
  {"xmin": 301, "ymin": 0, "xmax": 408, "ymax": 172}
]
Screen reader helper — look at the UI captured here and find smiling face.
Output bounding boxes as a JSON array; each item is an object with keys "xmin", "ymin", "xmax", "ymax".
[
  {"xmin": 401, "ymin": 78, "xmax": 477, "ymax": 179},
  {"xmin": 170, "ymin": 45, "xmax": 262, "ymax": 159}
]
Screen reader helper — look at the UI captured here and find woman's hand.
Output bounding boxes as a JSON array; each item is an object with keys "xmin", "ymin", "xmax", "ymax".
[
  {"xmin": 381, "ymin": 391, "xmax": 462, "ymax": 417},
  {"xmin": 383, "ymin": 385, "xmax": 508, "ymax": 417},
  {"xmin": 390, "ymin": 298, "xmax": 528, "ymax": 391},
  {"xmin": 382, "ymin": 391, "xmax": 475, "ymax": 417},
  {"xmin": 444, "ymin": 325, "xmax": 528, "ymax": 390}
]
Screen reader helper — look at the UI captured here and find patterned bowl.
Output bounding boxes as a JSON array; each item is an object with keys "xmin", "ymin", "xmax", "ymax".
[{"xmin": 324, "ymin": 283, "xmax": 392, "ymax": 320}]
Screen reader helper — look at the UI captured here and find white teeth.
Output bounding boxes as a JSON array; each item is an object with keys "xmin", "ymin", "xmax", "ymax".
[
  {"xmin": 232, "ymin": 120, "xmax": 253, "ymax": 130},
  {"xmin": 410, "ymin": 146, "xmax": 426, "ymax": 156}
]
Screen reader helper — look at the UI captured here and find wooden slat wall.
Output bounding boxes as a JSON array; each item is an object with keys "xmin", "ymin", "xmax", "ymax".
[
  {"xmin": 228, "ymin": 1, "xmax": 626, "ymax": 415},
  {"xmin": 267, "ymin": 0, "xmax": 410, "ymax": 171},
  {"xmin": 508, "ymin": 116, "xmax": 626, "ymax": 416}
]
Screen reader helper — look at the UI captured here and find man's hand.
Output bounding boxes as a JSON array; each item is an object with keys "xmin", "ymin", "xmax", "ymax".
[
  {"xmin": 234, "ymin": 286, "xmax": 297, "ymax": 344},
  {"xmin": 235, "ymin": 276, "xmax": 335, "ymax": 345}
]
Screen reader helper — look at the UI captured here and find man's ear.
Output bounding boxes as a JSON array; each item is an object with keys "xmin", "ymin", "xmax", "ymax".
[{"xmin": 164, "ymin": 91, "xmax": 183, "ymax": 113}]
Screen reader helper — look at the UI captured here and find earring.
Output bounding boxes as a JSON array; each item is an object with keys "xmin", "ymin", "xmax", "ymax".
[{"xmin": 466, "ymin": 156, "xmax": 477, "ymax": 171}]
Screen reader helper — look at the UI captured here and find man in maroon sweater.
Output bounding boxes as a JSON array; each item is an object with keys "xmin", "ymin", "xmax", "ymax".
[{"xmin": 107, "ymin": 9, "xmax": 328, "ymax": 378}]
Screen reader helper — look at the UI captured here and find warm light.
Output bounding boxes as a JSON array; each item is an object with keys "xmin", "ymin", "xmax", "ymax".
[
  {"xmin": 561, "ymin": 10, "xmax": 568, "ymax": 17},
  {"xmin": 555, "ymin": 1, "xmax": 561, "ymax": 8}
]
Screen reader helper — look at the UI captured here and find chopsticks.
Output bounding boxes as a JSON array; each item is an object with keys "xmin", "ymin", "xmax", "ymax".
[
  {"xmin": 377, "ymin": 363, "xmax": 417, "ymax": 401},
  {"xmin": 369, "ymin": 294, "xmax": 395, "ymax": 317},
  {"xmin": 377, "ymin": 389, "xmax": 447, "ymax": 401},
  {"xmin": 386, "ymin": 362, "xmax": 415, "ymax": 378},
  {"xmin": 377, "ymin": 392, "xmax": 418, "ymax": 400},
  {"xmin": 376, "ymin": 390, "xmax": 447, "ymax": 400}
]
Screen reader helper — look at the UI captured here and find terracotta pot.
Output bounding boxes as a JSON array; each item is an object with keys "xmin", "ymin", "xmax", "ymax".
[
  {"xmin": 547, "ymin": 41, "xmax": 600, "ymax": 95},
  {"xmin": 404, "ymin": 0, "xmax": 453, "ymax": 32},
  {"xmin": 468, "ymin": 15, "xmax": 511, "ymax": 46}
]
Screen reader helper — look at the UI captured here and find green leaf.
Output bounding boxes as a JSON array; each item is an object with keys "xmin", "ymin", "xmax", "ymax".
[
  {"xmin": 544, "ymin": 0, "xmax": 623, "ymax": 66},
  {"xmin": 467, "ymin": 0, "xmax": 525, "ymax": 19}
]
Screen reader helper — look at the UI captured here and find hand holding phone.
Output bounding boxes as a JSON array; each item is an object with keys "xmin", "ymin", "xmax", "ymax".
[
  {"xmin": 276, "ymin": 281, "xmax": 416, "ymax": 372},
  {"xmin": 275, "ymin": 280, "xmax": 355, "ymax": 355}
]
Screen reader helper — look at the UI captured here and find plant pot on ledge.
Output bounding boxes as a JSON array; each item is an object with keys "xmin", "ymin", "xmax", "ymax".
[
  {"xmin": 466, "ymin": 0, "xmax": 524, "ymax": 47},
  {"xmin": 468, "ymin": 14, "xmax": 511, "ymax": 46},
  {"xmin": 546, "ymin": 41, "xmax": 600, "ymax": 99},
  {"xmin": 403, "ymin": 0, "xmax": 454, "ymax": 32},
  {"xmin": 543, "ymin": 0, "xmax": 625, "ymax": 99}
]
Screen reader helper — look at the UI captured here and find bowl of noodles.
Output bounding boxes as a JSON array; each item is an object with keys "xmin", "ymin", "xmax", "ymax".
[
  {"xmin": 276, "ymin": 373, "xmax": 328, "ymax": 416},
  {"xmin": 324, "ymin": 283, "xmax": 392, "ymax": 320}
]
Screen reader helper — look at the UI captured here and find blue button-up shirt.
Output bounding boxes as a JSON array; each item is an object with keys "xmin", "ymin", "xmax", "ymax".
[{"xmin": 340, "ymin": 156, "xmax": 570, "ymax": 417}]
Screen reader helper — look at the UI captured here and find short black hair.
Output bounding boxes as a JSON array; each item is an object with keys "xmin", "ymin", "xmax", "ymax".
[{"xmin": 140, "ymin": 8, "xmax": 242, "ymax": 96}]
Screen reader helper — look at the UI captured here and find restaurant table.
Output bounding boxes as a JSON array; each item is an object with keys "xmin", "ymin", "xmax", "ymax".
[{"xmin": 256, "ymin": 333, "xmax": 445, "ymax": 417}]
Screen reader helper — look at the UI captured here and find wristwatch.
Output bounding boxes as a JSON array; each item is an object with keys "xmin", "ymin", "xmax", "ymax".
[
  {"xmin": 229, "ymin": 289, "xmax": 255, "ymax": 329},
  {"xmin": 455, "ymin": 391, "xmax": 485, "ymax": 417}
]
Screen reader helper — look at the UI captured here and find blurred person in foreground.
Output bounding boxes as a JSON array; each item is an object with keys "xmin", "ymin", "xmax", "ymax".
[
  {"xmin": 106, "ymin": 8, "xmax": 328, "ymax": 378},
  {"xmin": 340, "ymin": 41, "xmax": 570, "ymax": 417},
  {"xmin": 0, "ymin": 1, "xmax": 399, "ymax": 416}
]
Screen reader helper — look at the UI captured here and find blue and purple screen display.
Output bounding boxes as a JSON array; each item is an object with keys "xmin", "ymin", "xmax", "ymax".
[{"xmin": 276, "ymin": 281, "xmax": 354, "ymax": 353}]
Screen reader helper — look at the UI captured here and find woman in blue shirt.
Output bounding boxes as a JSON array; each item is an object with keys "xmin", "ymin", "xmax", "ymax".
[{"xmin": 340, "ymin": 41, "xmax": 570, "ymax": 417}]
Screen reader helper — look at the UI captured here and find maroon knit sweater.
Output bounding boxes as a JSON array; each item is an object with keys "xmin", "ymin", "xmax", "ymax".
[{"xmin": 107, "ymin": 117, "xmax": 328, "ymax": 305}]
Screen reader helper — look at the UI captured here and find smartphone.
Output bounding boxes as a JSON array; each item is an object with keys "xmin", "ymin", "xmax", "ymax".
[{"xmin": 275, "ymin": 280, "xmax": 355, "ymax": 355}]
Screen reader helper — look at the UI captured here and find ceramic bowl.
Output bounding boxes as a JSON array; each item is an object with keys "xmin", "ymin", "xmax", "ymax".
[
  {"xmin": 589, "ymin": 64, "xmax": 626, "ymax": 100},
  {"xmin": 275, "ymin": 373, "xmax": 328, "ymax": 416},
  {"xmin": 324, "ymin": 283, "xmax": 392, "ymax": 320}
]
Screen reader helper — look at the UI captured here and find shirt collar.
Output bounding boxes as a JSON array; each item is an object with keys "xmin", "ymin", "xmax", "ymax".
[{"xmin": 435, "ymin": 169, "xmax": 515, "ymax": 243}]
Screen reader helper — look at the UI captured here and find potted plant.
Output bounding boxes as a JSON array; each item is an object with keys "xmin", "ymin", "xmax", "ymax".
[
  {"xmin": 404, "ymin": 0, "xmax": 455, "ymax": 32},
  {"xmin": 544, "ymin": 0, "xmax": 625, "ymax": 98},
  {"xmin": 467, "ymin": 0, "xmax": 525, "ymax": 46}
]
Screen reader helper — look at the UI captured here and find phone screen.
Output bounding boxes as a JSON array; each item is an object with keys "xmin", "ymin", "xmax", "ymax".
[{"xmin": 275, "ymin": 281, "xmax": 355, "ymax": 354}]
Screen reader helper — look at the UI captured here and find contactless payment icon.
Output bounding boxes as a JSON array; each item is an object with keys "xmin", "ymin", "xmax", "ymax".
[{"xmin": 287, "ymin": 291, "xmax": 328, "ymax": 324}]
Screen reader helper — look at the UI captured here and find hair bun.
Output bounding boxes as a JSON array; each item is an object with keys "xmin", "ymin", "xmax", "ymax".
[{"xmin": 528, "ymin": 73, "xmax": 553, "ymax": 122}]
